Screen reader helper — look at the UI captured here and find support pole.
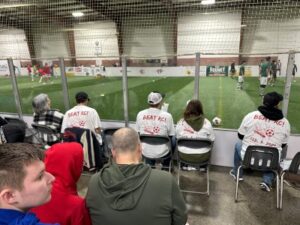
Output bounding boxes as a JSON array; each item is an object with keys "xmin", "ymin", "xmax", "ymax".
[
  {"xmin": 59, "ymin": 57, "xmax": 70, "ymax": 111},
  {"xmin": 122, "ymin": 56, "xmax": 129, "ymax": 127},
  {"xmin": 7, "ymin": 58, "xmax": 23, "ymax": 119},
  {"xmin": 193, "ymin": 52, "xmax": 201, "ymax": 100},
  {"xmin": 282, "ymin": 51, "xmax": 294, "ymax": 117}
]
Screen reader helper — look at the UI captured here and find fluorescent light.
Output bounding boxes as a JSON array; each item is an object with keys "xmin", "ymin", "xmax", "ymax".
[
  {"xmin": 201, "ymin": 0, "xmax": 215, "ymax": 5},
  {"xmin": 0, "ymin": 3, "xmax": 35, "ymax": 9},
  {"xmin": 72, "ymin": 12, "xmax": 84, "ymax": 18}
]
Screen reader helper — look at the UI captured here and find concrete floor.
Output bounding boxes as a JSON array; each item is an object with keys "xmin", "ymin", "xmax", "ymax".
[{"xmin": 78, "ymin": 166, "xmax": 300, "ymax": 225}]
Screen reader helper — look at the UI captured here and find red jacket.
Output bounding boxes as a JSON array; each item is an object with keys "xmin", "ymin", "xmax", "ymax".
[{"xmin": 31, "ymin": 142, "xmax": 91, "ymax": 225}]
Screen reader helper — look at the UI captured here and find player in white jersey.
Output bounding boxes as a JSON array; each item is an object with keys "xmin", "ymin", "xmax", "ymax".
[
  {"xmin": 61, "ymin": 92, "xmax": 102, "ymax": 144},
  {"xmin": 230, "ymin": 92, "xmax": 290, "ymax": 192},
  {"xmin": 136, "ymin": 91, "xmax": 175, "ymax": 168}
]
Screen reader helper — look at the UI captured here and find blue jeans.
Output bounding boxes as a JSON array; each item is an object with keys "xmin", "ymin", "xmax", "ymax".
[{"xmin": 233, "ymin": 140, "xmax": 274, "ymax": 186}]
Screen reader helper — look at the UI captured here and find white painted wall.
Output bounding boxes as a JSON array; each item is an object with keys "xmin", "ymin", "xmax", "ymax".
[
  {"xmin": 178, "ymin": 12, "xmax": 242, "ymax": 56},
  {"xmin": 33, "ymin": 30, "xmax": 70, "ymax": 59},
  {"xmin": 242, "ymin": 11, "xmax": 300, "ymax": 54},
  {"xmin": 0, "ymin": 29, "xmax": 30, "ymax": 59},
  {"xmin": 122, "ymin": 16, "xmax": 174, "ymax": 57},
  {"xmin": 74, "ymin": 21, "xmax": 119, "ymax": 58}
]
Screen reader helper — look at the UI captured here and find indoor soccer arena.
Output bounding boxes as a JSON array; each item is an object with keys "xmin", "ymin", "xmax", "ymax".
[{"xmin": 0, "ymin": 0, "xmax": 299, "ymax": 225}]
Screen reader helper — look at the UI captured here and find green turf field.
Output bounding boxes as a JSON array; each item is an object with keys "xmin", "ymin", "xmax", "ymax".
[{"xmin": 0, "ymin": 75, "xmax": 299, "ymax": 133}]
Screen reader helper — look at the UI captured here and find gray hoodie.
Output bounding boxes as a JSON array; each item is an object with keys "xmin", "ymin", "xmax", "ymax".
[{"xmin": 86, "ymin": 162, "xmax": 187, "ymax": 225}]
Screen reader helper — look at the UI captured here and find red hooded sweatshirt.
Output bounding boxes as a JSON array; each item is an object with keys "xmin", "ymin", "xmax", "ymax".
[{"xmin": 31, "ymin": 142, "xmax": 91, "ymax": 225}]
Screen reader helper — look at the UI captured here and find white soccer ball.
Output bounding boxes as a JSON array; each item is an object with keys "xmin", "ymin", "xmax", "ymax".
[{"xmin": 212, "ymin": 117, "xmax": 222, "ymax": 126}]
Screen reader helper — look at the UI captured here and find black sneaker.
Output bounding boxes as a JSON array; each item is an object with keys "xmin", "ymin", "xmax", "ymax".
[
  {"xmin": 260, "ymin": 182, "xmax": 271, "ymax": 192},
  {"xmin": 229, "ymin": 169, "xmax": 244, "ymax": 181}
]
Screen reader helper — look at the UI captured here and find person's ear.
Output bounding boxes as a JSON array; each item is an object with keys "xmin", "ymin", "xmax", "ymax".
[
  {"xmin": 137, "ymin": 143, "xmax": 142, "ymax": 160},
  {"xmin": 111, "ymin": 149, "xmax": 116, "ymax": 158},
  {"xmin": 0, "ymin": 189, "xmax": 18, "ymax": 205}
]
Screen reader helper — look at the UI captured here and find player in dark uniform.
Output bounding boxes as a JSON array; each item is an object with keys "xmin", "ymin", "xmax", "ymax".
[
  {"xmin": 292, "ymin": 63, "xmax": 297, "ymax": 82},
  {"xmin": 230, "ymin": 62, "xmax": 236, "ymax": 78},
  {"xmin": 270, "ymin": 60, "xmax": 277, "ymax": 86},
  {"xmin": 259, "ymin": 57, "xmax": 271, "ymax": 96},
  {"xmin": 237, "ymin": 61, "xmax": 245, "ymax": 90}
]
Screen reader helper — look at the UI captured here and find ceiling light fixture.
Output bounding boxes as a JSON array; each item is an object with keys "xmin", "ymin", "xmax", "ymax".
[
  {"xmin": 0, "ymin": 3, "xmax": 35, "ymax": 9},
  {"xmin": 72, "ymin": 12, "xmax": 84, "ymax": 18},
  {"xmin": 201, "ymin": 0, "xmax": 216, "ymax": 5}
]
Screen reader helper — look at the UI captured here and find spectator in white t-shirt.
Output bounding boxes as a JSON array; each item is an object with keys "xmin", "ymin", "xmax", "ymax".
[
  {"xmin": 136, "ymin": 91, "xmax": 175, "ymax": 168},
  {"xmin": 230, "ymin": 92, "xmax": 290, "ymax": 192},
  {"xmin": 61, "ymin": 92, "xmax": 102, "ymax": 144},
  {"xmin": 176, "ymin": 99, "xmax": 215, "ymax": 164}
]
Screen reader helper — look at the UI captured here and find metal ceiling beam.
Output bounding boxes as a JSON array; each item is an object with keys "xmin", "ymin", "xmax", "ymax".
[{"xmin": 77, "ymin": 0, "xmax": 114, "ymax": 20}]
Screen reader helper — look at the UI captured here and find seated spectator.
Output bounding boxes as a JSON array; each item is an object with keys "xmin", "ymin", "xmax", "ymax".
[
  {"xmin": 0, "ymin": 116, "xmax": 7, "ymax": 126},
  {"xmin": 0, "ymin": 123, "xmax": 26, "ymax": 144},
  {"xmin": 230, "ymin": 92, "xmax": 290, "ymax": 192},
  {"xmin": 0, "ymin": 143, "xmax": 56, "ymax": 225},
  {"xmin": 136, "ymin": 91, "xmax": 175, "ymax": 168},
  {"xmin": 31, "ymin": 142, "xmax": 91, "ymax": 225},
  {"xmin": 86, "ymin": 128, "xmax": 187, "ymax": 225},
  {"xmin": 176, "ymin": 99, "xmax": 215, "ymax": 164},
  {"xmin": 32, "ymin": 93, "xmax": 64, "ymax": 145},
  {"xmin": 61, "ymin": 92, "xmax": 102, "ymax": 145}
]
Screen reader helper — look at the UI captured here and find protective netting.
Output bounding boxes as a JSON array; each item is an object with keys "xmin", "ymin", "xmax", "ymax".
[{"xmin": 0, "ymin": 0, "xmax": 300, "ymax": 60}]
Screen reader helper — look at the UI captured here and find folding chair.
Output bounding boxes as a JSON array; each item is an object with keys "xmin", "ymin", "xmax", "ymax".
[
  {"xmin": 139, "ymin": 134, "xmax": 173, "ymax": 172},
  {"xmin": 280, "ymin": 152, "xmax": 300, "ymax": 209},
  {"xmin": 31, "ymin": 123, "xmax": 60, "ymax": 146},
  {"xmin": 63, "ymin": 127, "xmax": 104, "ymax": 171},
  {"xmin": 102, "ymin": 127, "xmax": 121, "ymax": 159},
  {"xmin": 177, "ymin": 138, "xmax": 213, "ymax": 196},
  {"xmin": 235, "ymin": 145, "xmax": 280, "ymax": 208}
]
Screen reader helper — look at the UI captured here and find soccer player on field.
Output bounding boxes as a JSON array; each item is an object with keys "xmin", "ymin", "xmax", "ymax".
[
  {"xmin": 269, "ymin": 60, "xmax": 277, "ymax": 86},
  {"xmin": 259, "ymin": 57, "xmax": 271, "ymax": 96},
  {"xmin": 292, "ymin": 63, "xmax": 297, "ymax": 82},
  {"xmin": 237, "ymin": 61, "xmax": 245, "ymax": 90},
  {"xmin": 38, "ymin": 67, "xmax": 49, "ymax": 84},
  {"xmin": 27, "ymin": 64, "xmax": 33, "ymax": 81},
  {"xmin": 230, "ymin": 61, "xmax": 236, "ymax": 78}
]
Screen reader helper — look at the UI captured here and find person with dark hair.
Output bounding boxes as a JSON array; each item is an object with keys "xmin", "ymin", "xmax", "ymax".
[
  {"xmin": 136, "ymin": 91, "xmax": 175, "ymax": 168},
  {"xmin": 32, "ymin": 93, "xmax": 64, "ymax": 146},
  {"xmin": 0, "ymin": 123, "xmax": 25, "ymax": 144},
  {"xmin": 276, "ymin": 59, "xmax": 281, "ymax": 76},
  {"xmin": 0, "ymin": 143, "xmax": 56, "ymax": 225},
  {"xmin": 61, "ymin": 92, "xmax": 102, "ymax": 144},
  {"xmin": 0, "ymin": 116, "xmax": 7, "ymax": 126},
  {"xmin": 86, "ymin": 128, "xmax": 187, "ymax": 225},
  {"xmin": 259, "ymin": 56, "xmax": 271, "ymax": 96},
  {"xmin": 31, "ymin": 142, "xmax": 91, "ymax": 225},
  {"xmin": 176, "ymin": 99, "xmax": 215, "ymax": 168},
  {"xmin": 230, "ymin": 92, "xmax": 290, "ymax": 192},
  {"xmin": 269, "ymin": 60, "xmax": 277, "ymax": 86},
  {"xmin": 292, "ymin": 63, "xmax": 297, "ymax": 82},
  {"xmin": 230, "ymin": 61, "xmax": 236, "ymax": 78},
  {"xmin": 237, "ymin": 61, "xmax": 246, "ymax": 90}
]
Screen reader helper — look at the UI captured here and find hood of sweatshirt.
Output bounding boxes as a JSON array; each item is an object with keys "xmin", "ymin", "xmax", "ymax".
[
  {"xmin": 45, "ymin": 142, "xmax": 83, "ymax": 195},
  {"xmin": 185, "ymin": 115, "xmax": 205, "ymax": 131},
  {"xmin": 257, "ymin": 105, "xmax": 284, "ymax": 121},
  {"xmin": 97, "ymin": 162, "xmax": 151, "ymax": 211}
]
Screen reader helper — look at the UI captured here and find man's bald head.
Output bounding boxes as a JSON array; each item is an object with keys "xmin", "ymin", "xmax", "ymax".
[{"xmin": 112, "ymin": 128, "xmax": 140, "ymax": 153}]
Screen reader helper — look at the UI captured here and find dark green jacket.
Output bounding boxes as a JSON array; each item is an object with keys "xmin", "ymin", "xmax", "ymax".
[{"xmin": 86, "ymin": 162, "xmax": 187, "ymax": 225}]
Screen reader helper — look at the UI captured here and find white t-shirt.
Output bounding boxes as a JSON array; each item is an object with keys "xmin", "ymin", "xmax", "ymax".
[
  {"xmin": 136, "ymin": 107, "xmax": 175, "ymax": 158},
  {"xmin": 176, "ymin": 118, "xmax": 215, "ymax": 154},
  {"xmin": 61, "ymin": 105, "xmax": 102, "ymax": 144},
  {"xmin": 238, "ymin": 110, "xmax": 290, "ymax": 159}
]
